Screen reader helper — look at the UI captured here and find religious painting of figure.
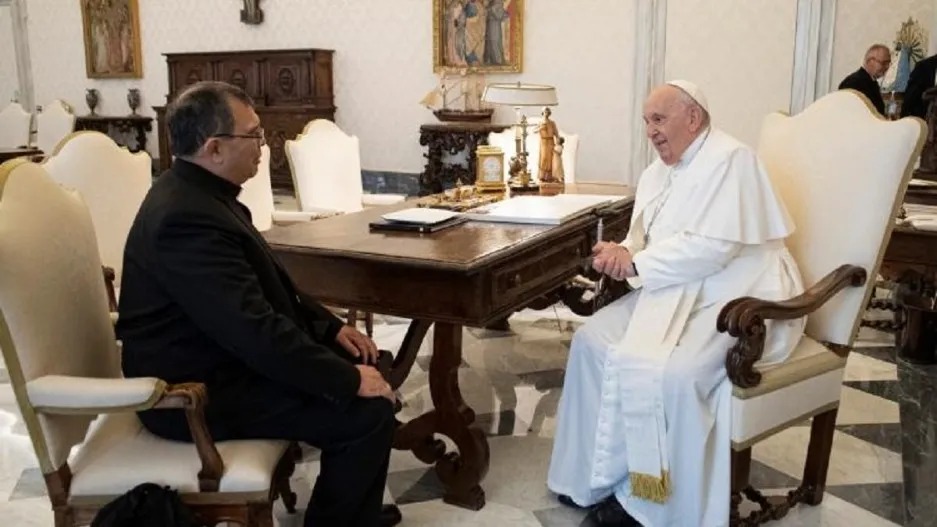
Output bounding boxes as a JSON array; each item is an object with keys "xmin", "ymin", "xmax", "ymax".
[
  {"xmin": 80, "ymin": 0, "xmax": 143, "ymax": 78},
  {"xmin": 434, "ymin": 0, "xmax": 523, "ymax": 73}
]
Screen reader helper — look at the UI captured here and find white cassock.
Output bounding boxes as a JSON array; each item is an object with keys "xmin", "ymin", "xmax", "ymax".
[{"xmin": 547, "ymin": 127, "xmax": 806, "ymax": 527}]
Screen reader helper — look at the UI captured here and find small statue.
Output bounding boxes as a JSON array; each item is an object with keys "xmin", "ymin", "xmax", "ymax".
[
  {"xmin": 551, "ymin": 136, "xmax": 565, "ymax": 183},
  {"xmin": 536, "ymin": 107, "xmax": 559, "ymax": 181}
]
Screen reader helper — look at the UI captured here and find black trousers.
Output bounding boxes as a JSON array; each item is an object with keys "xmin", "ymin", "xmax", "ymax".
[{"xmin": 139, "ymin": 351, "xmax": 396, "ymax": 527}]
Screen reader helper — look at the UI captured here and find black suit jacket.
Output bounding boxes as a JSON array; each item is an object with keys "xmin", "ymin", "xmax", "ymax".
[
  {"xmin": 838, "ymin": 67, "xmax": 885, "ymax": 115},
  {"xmin": 901, "ymin": 54, "xmax": 937, "ymax": 119},
  {"xmin": 117, "ymin": 160, "xmax": 361, "ymax": 424}
]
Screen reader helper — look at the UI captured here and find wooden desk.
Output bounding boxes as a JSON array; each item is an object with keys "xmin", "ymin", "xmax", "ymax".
[
  {"xmin": 266, "ymin": 184, "xmax": 634, "ymax": 509},
  {"xmin": 881, "ymin": 224, "xmax": 937, "ymax": 281},
  {"xmin": 0, "ymin": 147, "xmax": 42, "ymax": 164}
]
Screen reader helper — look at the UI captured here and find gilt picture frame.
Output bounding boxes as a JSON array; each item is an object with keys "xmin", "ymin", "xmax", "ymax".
[
  {"xmin": 80, "ymin": 0, "xmax": 143, "ymax": 79},
  {"xmin": 433, "ymin": 0, "xmax": 523, "ymax": 73}
]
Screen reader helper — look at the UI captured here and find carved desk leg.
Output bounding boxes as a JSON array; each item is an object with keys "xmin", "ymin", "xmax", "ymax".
[{"xmin": 393, "ymin": 322, "xmax": 490, "ymax": 510}]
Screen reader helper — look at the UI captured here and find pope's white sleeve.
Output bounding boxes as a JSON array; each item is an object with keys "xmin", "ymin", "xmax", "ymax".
[{"xmin": 631, "ymin": 232, "xmax": 741, "ymax": 291}]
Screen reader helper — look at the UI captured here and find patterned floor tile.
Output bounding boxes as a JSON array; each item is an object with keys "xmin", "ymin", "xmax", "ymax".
[
  {"xmin": 8, "ymin": 469, "xmax": 45, "ymax": 501},
  {"xmin": 852, "ymin": 346, "xmax": 897, "ymax": 365},
  {"xmin": 533, "ymin": 505, "xmax": 589, "ymax": 526},
  {"xmin": 825, "ymin": 482, "xmax": 905, "ymax": 525},
  {"xmin": 836, "ymin": 423, "xmax": 902, "ymax": 454},
  {"xmin": 843, "ymin": 380, "xmax": 901, "ymax": 403}
]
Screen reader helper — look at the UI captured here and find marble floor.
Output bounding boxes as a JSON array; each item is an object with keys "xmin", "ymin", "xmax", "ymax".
[{"xmin": 0, "ymin": 305, "xmax": 934, "ymax": 526}]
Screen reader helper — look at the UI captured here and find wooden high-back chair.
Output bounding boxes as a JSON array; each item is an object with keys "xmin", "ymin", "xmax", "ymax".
[
  {"xmin": 721, "ymin": 90, "xmax": 925, "ymax": 524},
  {"xmin": 0, "ymin": 159, "xmax": 298, "ymax": 527}
]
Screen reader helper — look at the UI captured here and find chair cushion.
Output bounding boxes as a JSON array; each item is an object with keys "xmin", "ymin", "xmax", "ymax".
[
  {"xmin": 69, "ymin": 413, "xmax": 288, "ymax": 497},
  {"xmin": 730, "ymin": 335, "xmax": 846, "ymax": 449}
]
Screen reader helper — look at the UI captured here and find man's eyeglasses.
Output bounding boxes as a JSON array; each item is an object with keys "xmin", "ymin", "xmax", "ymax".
[
  {"xmin": 212, "ymin": 128, "xmax": 265, "ymax": 142},
  {"xmin": 871, "ymin": 57, "xmax": 892, "ymax": 67}
]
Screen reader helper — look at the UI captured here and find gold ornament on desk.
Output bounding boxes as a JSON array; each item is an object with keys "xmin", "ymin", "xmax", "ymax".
[{"xmin": 475, "ymin": 145, "xmax": 506, "ymax": 192}]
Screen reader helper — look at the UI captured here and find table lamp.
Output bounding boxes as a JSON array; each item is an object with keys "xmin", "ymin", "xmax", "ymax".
[{"xmin": 481, "ymin": 82, "xmax": 558, "ymax": 189}]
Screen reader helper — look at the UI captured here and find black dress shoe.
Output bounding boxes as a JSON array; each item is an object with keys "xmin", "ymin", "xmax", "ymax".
[
  {"xmin": 583, "ymin": 496, "xmax": 642, "ymax": 527},
  {"xmin": 557, "ymin": 493, "xmax": 588, "ymax": 509},
  {"xmin": 379, "ymin": 504, "xmax": 402, "ymax": 526}
]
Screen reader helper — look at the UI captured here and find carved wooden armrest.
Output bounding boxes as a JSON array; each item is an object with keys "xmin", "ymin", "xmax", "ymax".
[
  {"xmin": 717, "ymin": 264, "xmax": 867, "ymax": 389},
  {"xmin": 152, "ymin": 383, "xmax": 224, "ymax": 492},
  {"xmin": 102, "ymin": 266, "xmax": 117, "ymax": 312}
]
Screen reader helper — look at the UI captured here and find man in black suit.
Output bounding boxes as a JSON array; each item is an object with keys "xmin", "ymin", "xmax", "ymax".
[
  {"xmin": 901, "ymin": 53, "xmax": 937, "ymax": 119},
  {"xmin": 838, "ymin": 43, "xmax": 891, "ymax": 115},
  {"xmin": 117, "ymin": 81, "xmax": 401, "ymax": 527}
]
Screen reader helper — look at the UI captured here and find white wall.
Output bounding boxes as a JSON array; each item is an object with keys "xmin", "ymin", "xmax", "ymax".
[
  {"xmin": 0, "ymin": 6, "xmax": 18, "ymax": 104},
  {"xmin": 664, "ymin": 0, "xmax": 797, "ymax": 149},
  {"xmin": 831, "ymin": 0, "xmax": 934, "ymax": 89},
  {"xmin": 24, "ymin": 0, "xmax": 636, "ymax": 183}
]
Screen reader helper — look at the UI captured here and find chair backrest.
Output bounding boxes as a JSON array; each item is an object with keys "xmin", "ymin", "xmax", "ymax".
[
  {"xmin": 757, "ymin": 90, "xmax": 925, "ymax": 346},
  {"xmin": 238, "ymin": 145, "xmax": 274, "ymax": 231},
  {"xmin": 0, "ymin": 159, "xmax": 121, "ymax": 474},
  {"xmin": 487, "ymin": 127, "xmax": 579, "ymax": 183},
  {"xmin": 43, "ymin": 132, "xmax": 152, "ymax": 285},
  {"xmin": 285, "ymin": 119, "xmax": 364, "ymax": 213},
  {"xmin": 35, "ymin": 100, "xmax": 76, "ymax": 154},
  {"xmin": 0, "ymin": 102, "xmax": 32, "ymax": 148}
]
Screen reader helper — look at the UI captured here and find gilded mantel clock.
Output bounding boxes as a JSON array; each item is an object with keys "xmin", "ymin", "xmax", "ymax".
[{"xmin": 475, "ymin": 145, "xmax": 506, "ymax": 192}]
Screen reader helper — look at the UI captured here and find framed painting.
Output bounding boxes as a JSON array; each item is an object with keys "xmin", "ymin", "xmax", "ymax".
[
  {"xmin": 80, "ymin": 0, "xmax": 143, "ymax": 78},
  {"xmin": 433, "ymin": 0, "xmax": 523, "ymax": 73}
]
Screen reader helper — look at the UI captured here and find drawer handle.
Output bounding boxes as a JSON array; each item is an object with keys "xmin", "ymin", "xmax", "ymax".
[{"xmin": 510, "ymin": 273, "xmax": 522, "ymax": 287}]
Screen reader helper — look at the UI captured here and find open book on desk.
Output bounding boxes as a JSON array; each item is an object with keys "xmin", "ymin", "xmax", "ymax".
[{"xmin": 463, "ymin": 194, "xmax": 615, "ymax": 225}]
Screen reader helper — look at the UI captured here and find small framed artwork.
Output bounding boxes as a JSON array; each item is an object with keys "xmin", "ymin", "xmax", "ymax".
[
  {"xmin": 80, "ymin": 0, "xmax": 143, "ymax": 79},
  {"xmin": 433, "ymin": 0, "xmax": 523, "ymax": 73},
  {"xmin": 476, "ymin": 145, "xmax": 506, "ymax": 192}
]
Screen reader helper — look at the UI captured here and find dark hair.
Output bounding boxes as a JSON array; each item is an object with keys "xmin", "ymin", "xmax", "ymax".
[{"xmin": 166, "ymin": 81, "xmax": 254, "ymax": 157}]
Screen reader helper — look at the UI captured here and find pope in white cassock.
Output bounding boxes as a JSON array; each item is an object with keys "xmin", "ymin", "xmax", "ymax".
[{"xmin": 546, "ymin": 81, "xmax": 806, "ymax": 527}]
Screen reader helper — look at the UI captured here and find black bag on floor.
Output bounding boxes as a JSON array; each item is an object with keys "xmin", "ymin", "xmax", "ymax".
[{"xmin": 90, "ymin": 482, "xmax": 197, "ymax": 527}]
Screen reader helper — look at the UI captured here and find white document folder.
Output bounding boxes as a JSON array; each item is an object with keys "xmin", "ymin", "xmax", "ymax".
[{"xmin": 464, "ymin": 194, "xmax": 615, "ymax": 225}]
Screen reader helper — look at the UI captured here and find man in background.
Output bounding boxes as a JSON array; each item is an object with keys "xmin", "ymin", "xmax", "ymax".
[
  {"xmin": 901, "ymin": 52, "xmax": 937, "ymax": 119},
  {"xmin": 838, "ymin": 43, "xmax": 891, "ymax": 115}
]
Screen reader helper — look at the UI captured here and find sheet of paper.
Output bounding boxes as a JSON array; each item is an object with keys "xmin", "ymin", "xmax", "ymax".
[{"xmin": 464, "ymin": 194, "xmax": 615, "ymax": 225}]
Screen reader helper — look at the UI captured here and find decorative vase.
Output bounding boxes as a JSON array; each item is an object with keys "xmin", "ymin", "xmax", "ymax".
[
  {"xmin": 127, "ymin": 88, "xmax": 141, "ymax": 115},
  {"xmin": 85, "ymin": 88, "xmax": 99, "ymax": 115}
]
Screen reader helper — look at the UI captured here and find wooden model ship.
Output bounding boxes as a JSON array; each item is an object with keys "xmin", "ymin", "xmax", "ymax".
[{"xmin": 420, "ymin": 68, "xmax": 494, "ymax": 122}]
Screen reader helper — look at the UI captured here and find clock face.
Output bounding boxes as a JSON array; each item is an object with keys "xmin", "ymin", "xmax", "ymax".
[{"xmin": 482, "ymin": 156, "xmax": 502, "ymax": 181}]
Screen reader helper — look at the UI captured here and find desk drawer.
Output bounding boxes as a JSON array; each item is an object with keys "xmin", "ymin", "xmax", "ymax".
[{"xmin": 492, "ymin": 237, "xmax": 585, "ymax": 306}]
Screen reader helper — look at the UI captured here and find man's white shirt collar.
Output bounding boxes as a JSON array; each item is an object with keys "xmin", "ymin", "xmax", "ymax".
[{"xmin": 673, "ymin": 127, "xmax": 711, "ymax": 172}]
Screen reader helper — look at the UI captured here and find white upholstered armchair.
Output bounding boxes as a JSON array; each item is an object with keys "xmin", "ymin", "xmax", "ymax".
[
  {"xmin": 285, "ymin": 119, "xmax": 406, "ymax": 214},
  {"xmin": 0, "ymin": 159, "xmax": 298, "ymax": 527},
  {"xmin": 36, "ymin": 100, "xmax": 76, "ymax": 155},
  {"xmin": 0, "ymin": 101, "xmax": 32, "ymax": 148},
  {"xmin": 42, "ymin": 131, "xmax": 151, "ymax": 301},
  {"xmin": 720, "ymin": 90, "xmax": 925, "ymax": 524}
]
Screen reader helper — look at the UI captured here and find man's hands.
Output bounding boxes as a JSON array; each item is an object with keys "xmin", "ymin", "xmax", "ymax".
[
  {"xmin": 591, "ymin": 241, "xmax": 637, "ymax": 281},
  {"xmin": 336, "ymin": 324, "xmax": 379, "ymax": 364},
  {"xmin": 355, "ymin": 365, "xmax": 395, "ymax": 404}
]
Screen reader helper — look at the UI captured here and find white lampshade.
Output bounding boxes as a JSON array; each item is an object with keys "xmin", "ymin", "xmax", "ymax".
[{"xmin": 482, "ymin": 83, "xmax": 558, "ymax": 107}]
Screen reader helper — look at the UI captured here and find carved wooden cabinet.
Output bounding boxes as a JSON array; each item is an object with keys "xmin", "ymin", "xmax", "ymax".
[
  {"xmin": 418, "ymin": 122, "xmax": 509, "ymax": 195},
  {"xmin": 154, "ymin": 49, "xmax": 336, "ymax": 191}
]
